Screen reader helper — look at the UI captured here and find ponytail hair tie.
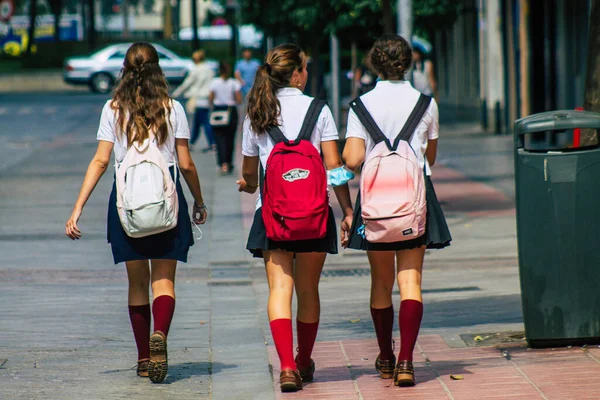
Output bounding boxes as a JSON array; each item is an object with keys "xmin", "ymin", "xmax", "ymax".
[{"xmin": 263, "ymin": 63, "xmax": 272, "ymax": 75}]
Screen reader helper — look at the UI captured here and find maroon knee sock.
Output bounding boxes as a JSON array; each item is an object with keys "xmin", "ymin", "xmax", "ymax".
[
  {"xmin": 152, "ymin": 295, "xmax": 176, "ymax": 336},
  {"xmin": 398, "ymin": 300, "xmax": 423, "ymax": 361},
  {"xmin": 270, "ymin": 318, "xmax": 296, "ymax": 371},
  {"xmin": 128, "ymin": 304, "xmax": 151, "ymax": 360},
  {"xmin": 296, "ymin": 319, "xmax": 319, "ymax": 369},
  {"xmin": 370, "ymin": 305, "xmax": 394, "ymax": 361}
]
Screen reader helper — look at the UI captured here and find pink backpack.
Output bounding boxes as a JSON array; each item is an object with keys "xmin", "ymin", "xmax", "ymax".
[{"xmin": 350, "ymin": 95, "xmax": 431, "ymax": 243}]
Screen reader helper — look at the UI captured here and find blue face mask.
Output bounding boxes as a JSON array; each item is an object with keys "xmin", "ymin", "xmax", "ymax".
[{"xmin": 327, "ymin": 166, "xmax": 355, "ymax": 187}]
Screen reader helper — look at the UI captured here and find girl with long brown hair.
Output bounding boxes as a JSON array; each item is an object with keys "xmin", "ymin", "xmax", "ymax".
[
  {"xmin": 237, "ymin": 44, "xmax": 354, "ymax": 392},
  {"xmin": 65, "ymin": 43, "xmax": 208, "ymax": 384}
]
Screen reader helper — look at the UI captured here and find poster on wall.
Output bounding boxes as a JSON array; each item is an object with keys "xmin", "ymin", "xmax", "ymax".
[{"xmin": 0, "ymin": 14, "xmax": 83, "ymax": 56}]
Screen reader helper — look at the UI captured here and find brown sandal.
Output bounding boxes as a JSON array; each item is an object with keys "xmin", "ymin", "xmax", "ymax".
[
  {"xmin": 280, "ymin": 369, "xmax": 303, "ymax": 392},
  {"xmin": 375, "ymin": 354, "xmax": 396, "ymax": 379},
  {"xmin": 148, "ymin": 331, "xmax": 168, "ymax": 383},
  {"xmin": 137, "ymin": 359, "xmax": 149, "ymax": 377},
  {"xmin": 394, "ymin": 360, "xmax": 415, "ymax": 387}
]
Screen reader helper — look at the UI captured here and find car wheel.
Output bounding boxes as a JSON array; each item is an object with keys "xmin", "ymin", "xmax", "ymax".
[{"xmin": 90, "ymin": 73, "xmax": 114, "ymax": 94}]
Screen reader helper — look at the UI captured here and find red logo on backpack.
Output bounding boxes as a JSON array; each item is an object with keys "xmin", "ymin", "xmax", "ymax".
[{"xmin": 261, "ymin": 100, "xmax": 328, "ymax": 241}]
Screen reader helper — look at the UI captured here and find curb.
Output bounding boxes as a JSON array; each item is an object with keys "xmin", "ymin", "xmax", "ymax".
[{"xmin": 0, "ymin": 72, "xmax": 88, "ymax": 93}]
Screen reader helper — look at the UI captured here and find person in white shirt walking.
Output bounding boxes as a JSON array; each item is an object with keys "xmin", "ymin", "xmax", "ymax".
[
  {"xmin": 209, "ymin": 61, "xmax": 242, "ymax": 175},
  {"xmin": 343, "ymin": 35, "xmax": 451, "ymax": 388},
  {"xmin": 172, "ymin": 50, "xmax": 216, "ymax": 152}
]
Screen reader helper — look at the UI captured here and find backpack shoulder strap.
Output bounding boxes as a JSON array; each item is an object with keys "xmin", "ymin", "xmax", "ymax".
[
  {"xmin": 267, "ymin": 125, "xmax": 288, "ymax": 145},
  {"xmin": 297, "ymin": 99, "xmax": 327, "ymax": 141},
  {"xmin": 349, "ymin": 97, "xmax": 389, "ymax": 146},
  {"xmin": 391, "ymin": 94, "xmax": 432, "ymax": 150}
]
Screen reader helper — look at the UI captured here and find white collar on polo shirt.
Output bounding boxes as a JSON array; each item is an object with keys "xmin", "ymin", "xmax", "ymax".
[
  {"xmin": 277, "ymin": 87, "xmax": 303, "ymax": 97},
  {"xmin": 375, "ymin": 80, "xmax": 412, "ymax": 88}
]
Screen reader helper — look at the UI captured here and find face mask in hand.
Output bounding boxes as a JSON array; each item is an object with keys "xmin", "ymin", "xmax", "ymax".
[{"xmin": 327, "ymin": 166, "xmax": 355, "ymax": 187}]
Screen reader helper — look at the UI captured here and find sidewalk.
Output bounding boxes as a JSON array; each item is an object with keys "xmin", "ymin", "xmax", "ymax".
[{"xmin": 2, "ymin": 118, "xmax": 599, "ymax": 399}]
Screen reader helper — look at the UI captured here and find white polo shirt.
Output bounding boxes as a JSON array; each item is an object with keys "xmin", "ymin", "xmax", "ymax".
[
  {"xmin": 242, "ymin": 87, "xmax": 339, "ymax": 208},
  {"xmin": 96, "ymin": 99, "xmax": 190, "ymax": 165},
  {"xmin": 345, "ymin": 80, "xmax": 439, "ymax": 176},
  {"xmin": 210, "ymin": 77, "xmax": 242, "ymax": 106}
]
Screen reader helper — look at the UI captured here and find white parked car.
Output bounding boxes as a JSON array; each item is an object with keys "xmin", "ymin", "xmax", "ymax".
[{"xmin": 63, "ymin": 43, "xmax": 218, "ymax": 94}]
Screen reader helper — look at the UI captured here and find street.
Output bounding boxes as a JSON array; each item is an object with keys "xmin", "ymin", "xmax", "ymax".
[{"xmin": 2, "ymin": 91, "xmax": 600, "ymax": 400}]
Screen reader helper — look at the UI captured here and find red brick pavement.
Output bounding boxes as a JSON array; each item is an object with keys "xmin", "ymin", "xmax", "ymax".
[{"xmin": 268, "ymin": 335, "xmax": 600, "ymax": 399}]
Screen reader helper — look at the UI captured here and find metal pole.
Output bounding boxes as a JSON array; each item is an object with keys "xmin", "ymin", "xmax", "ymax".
[
  {"xmin": 397, "ymin": 0, "xmax": 412, "ymax": 81},
  {"xmin": 330, "ymin": 33, "xmax": 340, "ymax": 127},
  {"xmin": 191, "ymin": 0, "xmax": 199, "ymax": 50},
  {"xmin": 397, "ymin": 0, "xmax": 412, "ymax": 39}
]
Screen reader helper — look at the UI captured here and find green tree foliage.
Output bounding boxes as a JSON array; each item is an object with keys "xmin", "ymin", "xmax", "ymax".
[{"xmin": 241, "ymin": 0, "xmax": 461, "ymax": 45}]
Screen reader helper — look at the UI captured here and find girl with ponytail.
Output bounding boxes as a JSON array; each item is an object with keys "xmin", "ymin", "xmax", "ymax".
[{"xmin": 237, "ymin": 44, "xmax": 354, "ymax": 392}]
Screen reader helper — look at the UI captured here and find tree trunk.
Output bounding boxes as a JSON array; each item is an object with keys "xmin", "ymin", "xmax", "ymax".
[
  {"xmin": 87, "ymin": 0, "xmax": 96, "ymax": 51},
  {"xmin": 52, "ymin": 0, "xmax": 62, "ymax": 43},
  {"xmin": 581, "ymin": 0, "xmax": 600, "ymax": 146},
  {"xmin": 191, "ymin": 0, "xmax": 199, "ymax": 50},
  {"xmin": 123, "ymin": 0, "xmax": 130, "ymax": 39},
  {"xmin": 310, "ymin": 37, "xmax": 322, "ymax": 98},
  {"xmin": 25, "ymin": 0, "xmax": 38, "ymax": 57},
  {"xmin": 350, "ymin": 41, "xmax": 358, "ymax": 98},
  {"xmin": 382, "ymin": 0, "xmax": 394, "ymax": 34}
]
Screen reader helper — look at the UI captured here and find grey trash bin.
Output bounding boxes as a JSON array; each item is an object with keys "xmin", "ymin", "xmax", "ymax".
[{"xmin": 514, "ymin": 110, "xmax": 600, "ymax": 348}]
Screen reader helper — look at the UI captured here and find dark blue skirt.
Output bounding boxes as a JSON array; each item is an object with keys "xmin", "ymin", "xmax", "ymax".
[
  {"xmin": 246, "ymin": 207, "xmax": 338, "ymax": 258},
  {"xmin": 107, "ymin": 167, "xmax": 194, "ymax": 264},
  {"xmin": 348, "ymin": 176, "xmax": 452, "ymax": 251}
]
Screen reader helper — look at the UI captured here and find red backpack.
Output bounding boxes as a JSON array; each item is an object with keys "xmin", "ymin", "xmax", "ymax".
[{"xmin": 261, "ymin": 99, "xmax": 328, "ymax": 241}]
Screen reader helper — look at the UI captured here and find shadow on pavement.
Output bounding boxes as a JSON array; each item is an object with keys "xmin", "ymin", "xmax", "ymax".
[
  {"xmin": 100, "ymin": 361, "xmax": 238, "ymax": 384},
  {"xmin": 313, "ymin": 359, "xmax": 477, "ymax": 385}
]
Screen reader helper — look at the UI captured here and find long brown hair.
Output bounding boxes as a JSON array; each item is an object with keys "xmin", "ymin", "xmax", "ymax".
[
  {"xmin": 246, "ymin": 44, "xmax": 306, "ymax": 134},
  {"xmin": 368, "ymin": 35, "xmax": 412, "ymax": 80},
  {"xmin": 111, "ymin": 43, "xmax": 171, "ymax": 146}
]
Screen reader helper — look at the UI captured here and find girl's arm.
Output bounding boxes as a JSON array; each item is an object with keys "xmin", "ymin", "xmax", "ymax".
[
  {"xmin": 237, "ymin": 156, "xmax": 260, "ymax": 193},
  {"xmin": 426, "ymin": 60, "xmax": 438, "ymax": 100},
  {"xmin": 426, "ymin": 138, "xmax": 438, "ymax": 167},
  {"xmin": 208, "ymin": 91, "xmax": 215, "ymax": 107},
  {"xmin": 322, "ymin": 140, "xmax": 353, "ymax": 247},
  {"xmin": 177, "ymin": 138, "xmax": 208, "ymax": 224},
  {"xmin": 66, "ymin": 140, "xmax": 114, "ymax": 239},
  {"xmin": 235, "ymin": 90, "xmax": 243, "ymax": 105},
  {"xmin": 342, "ymin": 137, "xmax": 366, "ymax": 172}
]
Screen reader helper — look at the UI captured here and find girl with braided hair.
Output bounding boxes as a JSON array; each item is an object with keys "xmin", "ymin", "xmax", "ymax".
[
  {"xmin": 65, "ymin": 43, "xmax": 208, "ymax": 384},
  {"xmin": 343, "ymin": 35, "xmax": 451, "ymax": 387}
]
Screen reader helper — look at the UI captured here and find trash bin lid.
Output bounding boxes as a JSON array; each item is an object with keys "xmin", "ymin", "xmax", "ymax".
[{"xmin": 515, "ymin": 110, "xmax": 600, "ymax": 135}]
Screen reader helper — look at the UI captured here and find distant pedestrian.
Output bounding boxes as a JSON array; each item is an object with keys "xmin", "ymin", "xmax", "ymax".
[
  {"xmin": 343, "ymin": 35, "xmax": 451, "ymax": 388},
  {"xmin": 234, "ymin": 48, "xmax": 261, "ymax": 99},
  {"xmin": 237, "ymin": 44, "xmax": 354, "ymax": 392},
  {"xmin": 411, "ymin": 47, "xmax": 437, "ymax": 99},
  {"xmin": 65, "ymin": 42, "xmax": 208, "ymax": 384},
  {"xmin": 353, "ymin": 58, "xmax": 377, "ymax": 96},
  {"xmin": 172, "ymin": 49, "xmax": 216, "ymax": 152},
  {"xmin": 209, "ymin": 61, "xmax": 242, "ymax": 175}
]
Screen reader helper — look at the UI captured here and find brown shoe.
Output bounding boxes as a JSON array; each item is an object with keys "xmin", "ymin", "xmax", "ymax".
[
  {"xmin": 296, "ymin": 358, "xmax": 315, "ymax": 383},
  {"xmin": 394, "ymin": 360, "xmax": 415, "ymax": 387},
  {"xmin": 148, "ymin": 331, "xmax": 168, "ymax": 383},
  {"xmin": 375, "ymin": 354, "xmax": 396, "ymax": 379},
  {"xmin": 137, "ymin": 359, "xmax": 149, "ymax": 377},
  {"xmin": 280, "ymin": 369, "xmax": 303, "ymax": 392}
]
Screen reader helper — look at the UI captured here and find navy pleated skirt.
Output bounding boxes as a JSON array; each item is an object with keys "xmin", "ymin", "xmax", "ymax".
[
  {"xmin": 246, "ymin": 206, "xmax": 338, "ymax": 258},
  {"xmin": 107, "ymin": 167, "xmax": 194, "ymax": 264},
  {"xmin": 348, "ymin": 176, "xmax": 452, "ymax": 251}
]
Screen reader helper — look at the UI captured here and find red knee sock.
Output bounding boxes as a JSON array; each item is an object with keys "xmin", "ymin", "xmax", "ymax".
[
  {"xmin": 398, "ymin": 300, "xmax": 423, "ymax": 362},
  {"xmin": 370, "ymin": 305, "xmax": 395, "ymax": 361},
  {"xmin": 296, "ymin": 319, "xmax": 319, "ymax": 369},
  {"xmin": 128, "ymin": 304, "xmax": 151, "ymax": 360},
  {"xmin": 152, "ymin": 295, "xmax": 176, "ymax": 336},
  {"xmin": 270, "ymin": 318, "xmax": 296, "ymax": 371}
]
